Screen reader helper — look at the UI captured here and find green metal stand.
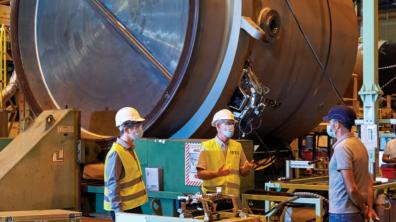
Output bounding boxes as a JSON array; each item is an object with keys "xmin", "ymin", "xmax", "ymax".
[
  {"xmin": 0, "ymin": 137, "xmax": 11, "ymax": 151},
  {"xmin": 359, "ymin": 0, "xmax": 381, "ymax": 178}
]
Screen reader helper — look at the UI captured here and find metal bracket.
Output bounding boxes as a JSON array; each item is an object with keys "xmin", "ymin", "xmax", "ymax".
[
  {"xmin": 241, "ymin": 16, "xmax": 266, "ymax": 41},
  {"xmin": 241, "ymin": 8, "xmax": 281, "ymax": 43}
]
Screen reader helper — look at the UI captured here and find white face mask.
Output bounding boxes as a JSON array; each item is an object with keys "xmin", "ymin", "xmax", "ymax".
[
  {"xmin": 326, "ymin": 123, "xmax": 336, "ymax": 138},
  {"xmin": 132, "ymin": 128, "xmax": 144, "ymax": 140}
]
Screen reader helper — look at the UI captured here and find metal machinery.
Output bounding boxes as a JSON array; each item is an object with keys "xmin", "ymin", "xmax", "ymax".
[
  {"xmin": 241, "ymin": 150, "xmax": 396, "ymax": 222},
  {"xmin": 242, "ymin": 190, "xmax": 327, "ymax": 222},
  {"xmin": 116, "ymin": 211, "xmax": 263, "ymax": 222},
  {"xmin": 11, "ymin": 0, "xmax": 357, "ymax": 142},
  {"xmin": 0, "ymin": 109, "xmax": 80, "ymax": 211},
  {"xmin": 135, "ymin": 139, "xmax": 254, "ymax": 215},
  {"xmin": 116, "ymin": 193, "xmax": 266, "ymax": 222},
  {"xmin": 261, "ymin": 176, "xmax": 396, "ymax": 222},
  {"xmin": 176, "ymin": 193, "xmax": 256, "ymax": 221},
  {"xmin": 6, "ymin": 0, "xmax": 361, "ymax": 221},
  {"xmin": 83, "ymin": 139, "xmax": 254, "ymax": 216}
]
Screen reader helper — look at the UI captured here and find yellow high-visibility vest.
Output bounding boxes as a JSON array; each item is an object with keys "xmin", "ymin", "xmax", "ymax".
[
  {"xmin": 201, "ymin": 138, "xmax": 242, "ymax": 196},
  {"xmin": 104, "ymin": 143, "xmax": 147, "ymax": 211}
]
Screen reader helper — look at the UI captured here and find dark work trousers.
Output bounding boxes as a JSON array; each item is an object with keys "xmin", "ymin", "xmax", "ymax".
[{"xmin": 110, "ymin": 206, "xmax": 143, "ymax": 221}]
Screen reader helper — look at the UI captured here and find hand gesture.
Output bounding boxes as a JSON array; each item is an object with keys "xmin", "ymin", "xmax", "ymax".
[
  {"xmin": 241, "ymin": 160, "xmax": 255, "ymax": 171},
  {"xmin": 217, "ymin": 165, "xmax": 230, "ymax": 177}
]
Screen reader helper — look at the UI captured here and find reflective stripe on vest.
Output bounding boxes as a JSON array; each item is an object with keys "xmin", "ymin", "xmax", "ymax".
[
  {"xmin": 201, "ymin": 138, "xmax": 242, "ymax": 196},
  {"xmin": 104, "ymin": 143, "xmax": 148, "ymax": 211},
  {"xmin": 119, "ymin": 177, "xmax": 143, "ymax": 189},
  {"xmin": 104, "ymin": 189, "xmax": 147, "ymax": 202}
]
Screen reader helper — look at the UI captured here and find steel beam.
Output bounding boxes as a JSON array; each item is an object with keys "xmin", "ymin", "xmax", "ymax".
[{"xmin": 359, "ymin": 0, "xmax": 381, "ymax": 178}]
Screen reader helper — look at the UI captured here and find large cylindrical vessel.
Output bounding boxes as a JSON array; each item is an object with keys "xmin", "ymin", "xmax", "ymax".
[{"xmin": 11, "ymin": 0, "xmax": 358, "ymax": 141}]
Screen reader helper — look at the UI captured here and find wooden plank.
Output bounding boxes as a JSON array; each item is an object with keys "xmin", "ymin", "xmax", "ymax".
[{"xmin": 0, "ymin": 209, "xmax": 81, "ymax": 218}]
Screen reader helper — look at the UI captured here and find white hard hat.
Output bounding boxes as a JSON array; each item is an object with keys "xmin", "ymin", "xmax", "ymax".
[
  {"xmin": 211, "ymin": 109, "xmax": 235, "ymax": 127},
  {"xmin": 115, "ymin": 107, "xmax": 145, "ymax": 126}
]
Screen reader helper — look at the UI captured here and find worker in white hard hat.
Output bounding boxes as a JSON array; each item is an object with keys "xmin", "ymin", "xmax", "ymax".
[
  {"xmin": 196, "ymin": 109, "xmax": 255, "ymax": 197},
  {"xmin": 104, "ymin": 107, "xmax": 148, "ymax": 221}
]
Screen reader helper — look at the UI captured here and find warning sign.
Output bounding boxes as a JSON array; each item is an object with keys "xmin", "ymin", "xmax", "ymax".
[{"xmin": 185, "ymin": 142, "xmax": 203, "ymax": 187}]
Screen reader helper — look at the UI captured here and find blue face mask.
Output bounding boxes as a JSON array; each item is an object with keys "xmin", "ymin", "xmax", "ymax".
[
  {"xmin": 326, "ymin": 124, "xmax": 336, "ymax": 138},
  {"xmin": 222, "ymin": 130, "xmax": 234, "ymax": 138}
]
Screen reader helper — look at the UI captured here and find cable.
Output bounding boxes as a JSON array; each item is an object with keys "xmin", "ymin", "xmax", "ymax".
[
  {"xmin": 263, "ymin": 196, "xmax": 299, "ymax": 216},
  {"xmin": 380, "ymin": 74, "xmax": 396, "ymax": 90},
  {"xmin": 293, "ymin": 192, "xmax": 329, "ymax": 221},
  {"xmin": 324, "ymin": 0, "xmax": 333, "ymax": 71},
  {"xmin": 284, "ymin": 0, "xmax": 345, "ymax": 104},
  {"xmin": 253, "ymin": 130, "xmax": 277, "ymax": 179},
  {"xmin": 379, "ymin": 64, "xmax": 396, "ymax": 70},
  {"xmin": 254, "ymin": 130, "xmax": 271, "ymax": 154}
]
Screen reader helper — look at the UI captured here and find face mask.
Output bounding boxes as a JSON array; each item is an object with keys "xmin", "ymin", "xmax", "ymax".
[
  {"xmin": 223, "ymin": 130, "xmax": 234, "ymax": 138},
  {"xmin": 132, "ymin": 128, "xmax": 144, "ymax": 140},
  {"xmin": 326, "ymin": 124, "xmax": 336, "ymax": 138}
]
